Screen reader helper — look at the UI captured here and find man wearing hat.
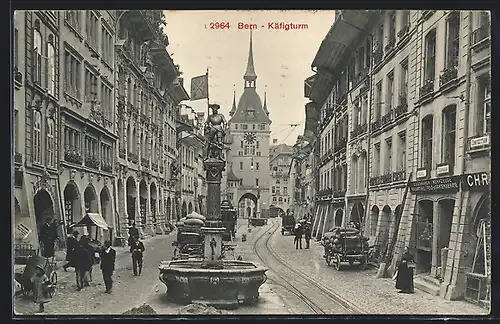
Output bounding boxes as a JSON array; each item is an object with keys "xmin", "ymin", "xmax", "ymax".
[
  {"xmin": 63, "ymin": 229, "xmax": 79, "ymax": 271},
  {"xmin": 99, "ymin": 240, "xmax": 116, "ymax": 293},
  {"xmin": 304, "ymin": 220, "xmax": 312, "ymax": 249}
]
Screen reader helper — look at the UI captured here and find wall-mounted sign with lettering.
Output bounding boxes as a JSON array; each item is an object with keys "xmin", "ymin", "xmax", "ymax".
[
  {"xmin": 409, "ymin": 176, "xmax": 460, "ymax": 194},
  {"xmin": 461, "ymin": 172, "xmax": 490, "ymax": 190}
]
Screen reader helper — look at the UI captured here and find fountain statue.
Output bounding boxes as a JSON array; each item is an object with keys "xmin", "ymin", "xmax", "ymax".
[{"xmin": 159, "ymin": 104, "xmax": 268, "ymax": 307}]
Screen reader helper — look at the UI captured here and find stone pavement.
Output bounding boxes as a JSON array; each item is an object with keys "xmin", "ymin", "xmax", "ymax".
[
  {"xmin": 269, "ymin": 218, "xmax": 489, "ymax": 315},
  {"xmin": 13, "ymin": 232, "xmax": 176, "ymax": 316}
]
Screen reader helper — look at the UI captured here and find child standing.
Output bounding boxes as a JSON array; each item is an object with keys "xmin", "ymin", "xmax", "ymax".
[{"xmin": 31, "ymin": 264, "xmax": 52, "ymax": 313}]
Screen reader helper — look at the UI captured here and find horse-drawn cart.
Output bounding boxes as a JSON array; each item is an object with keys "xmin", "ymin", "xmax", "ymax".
[{"xmin": 322, "ymin": 227, "xmax": 370, "ymax": 271}]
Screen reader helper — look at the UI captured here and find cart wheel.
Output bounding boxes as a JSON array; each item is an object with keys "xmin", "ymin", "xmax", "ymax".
[
  {"xmin": 334, "ymin": 254, "xmax": 342, "ymax": 271},
  {"xmin": 50, "ymin": 271, "xmax": 58, "ymax": 285},
  {"xmin": 326, "ymin": 254, "xmax": 332, "ymax": 266}
]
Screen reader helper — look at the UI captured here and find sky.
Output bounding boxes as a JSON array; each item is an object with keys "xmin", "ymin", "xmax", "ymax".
[{"xmin": 163, "ymin": 10, "xmax": 335, "ymax": 146}]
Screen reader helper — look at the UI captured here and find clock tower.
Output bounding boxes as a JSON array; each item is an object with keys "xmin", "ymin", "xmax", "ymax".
[{"xmin": 227, "ymin": 30, "xmax": 272, "ymax": 218}]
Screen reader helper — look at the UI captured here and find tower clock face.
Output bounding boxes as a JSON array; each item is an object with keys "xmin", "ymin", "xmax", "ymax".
[{"xmin": 244, "ymin": 132, "xmax": 257, "ymax": 144}]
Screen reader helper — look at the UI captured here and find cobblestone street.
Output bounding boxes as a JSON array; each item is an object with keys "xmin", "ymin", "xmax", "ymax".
[
  {"xmin": 14, "ymin": 233, "xmax": 176, "ymax": 316},
  {"xmin": 266, "ymin": 219, "xmax": 488, "ymax": 315}
]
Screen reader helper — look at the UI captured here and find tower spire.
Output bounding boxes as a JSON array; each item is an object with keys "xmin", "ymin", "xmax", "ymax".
[
  {"xmin": 229, "ymin": 85, "xmax": 236, "ymax": 116},
  {"xmin": 263, "ymin": 85, "xmax": 269, "ymax": 115},
  {"xmin": 244, "ymin": 29, "xmax": 257, "ymax": 88}
]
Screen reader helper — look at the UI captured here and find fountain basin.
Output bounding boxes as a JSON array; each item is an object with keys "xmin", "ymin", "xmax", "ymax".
[{"xmin": 159, "ymin": 260, "xmax": 268, "ymax": 307}]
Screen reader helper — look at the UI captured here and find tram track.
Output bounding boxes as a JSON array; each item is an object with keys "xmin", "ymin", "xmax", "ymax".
[
  {"xmin": 251, "ymin": 223, "xmax": 326, "ymax": 314},
  {"xmin": 252, "ymin": 219, "xmax": 364, "ymax": 314}
]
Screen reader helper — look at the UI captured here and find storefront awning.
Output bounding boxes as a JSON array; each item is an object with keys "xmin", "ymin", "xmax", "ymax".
[{"xmin": 73, "ymin": 213, "xmax": 110, "ymax": 229}]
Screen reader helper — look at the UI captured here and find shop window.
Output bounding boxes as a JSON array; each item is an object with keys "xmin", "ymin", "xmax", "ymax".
[
  {"xmin": 421, "ymin": 115, "xmax": 433, "ymax": 170},
  {"xmin": 442, "ymin": 105, "xmax": 456, "ymax": 167},
  {"xmin": 424, "ymin": 29, "xmax": 437, "ymax": 82}
]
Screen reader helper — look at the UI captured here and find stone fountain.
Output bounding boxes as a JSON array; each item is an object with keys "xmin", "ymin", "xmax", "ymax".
[{"xmin": 159, "ymin": 104, "xmax": 267, "ymax": 307}]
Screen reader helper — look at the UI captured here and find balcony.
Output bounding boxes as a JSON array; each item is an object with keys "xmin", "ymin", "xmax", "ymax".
[
  {"xmin": 353, "ymin": 67, "xmax": 369, "ymax": 86},
  {"xmin": 14, "ymin": 67, "xmax": 23, "ymax": 89},
  {"xmin": 392, "ymin": 170, "xmax": 406, "ymax": 182},
  {"xmin": 394, "ymin": 102, "xmax": 408, "ymax": 119},
  {"xmin": 317, "ymin": 188, "xmax": 333, "ymax": 198},
  {"xmin": 439, "ymin": 66, "xmax": 458, "ymax": 88},
  {"xmin": 397, "ymin": 25, "xmax": 410, "ymax": 40},
  {"xmin": 141, "ymin": 157, "xmax": 149, "ymax": 167},
  {"xmin": 334, "ymin": 138, "xmax": 347, "ymax": 153},
  {"xmin": 119, "ymin": 148, "xmax": 126, "ymax": 159},
  {"xmin": 101, "ymin": 161, "xmax": 113, "ymax": 173},
  {"xmin": 85, "ymin": 155, "xmax": 100, "ymax": 170},
  {"xmin": 64, "ymin": 150, "xmax": 83, "ymax": 164},
  {"xmin": 333, "ymin": 190, "xmax": 346, "ymax": 198},
  {"xmin": 351, "ymin": 123, "xmax": 367, "ymax": 139},
  {"xmin": 380, "ymin": 173, "xmax": 393, "ymax": 184},
  {"xmin": 419, "ymin": 80, "xmax": 434, "ymax": 101},
  {"xmin": 369, "ymin": 176, "xmax": 382, "ymax": 186},
  {"xmin": 371, "ymin": 119, "xmax": 382, "ymax": 133},
  {"xmin": 128, "ymin": 152, "xmax": 138, "ymax": 164},
  {"xmin": 381, "ymin": 110, "xmax": 393, "ymax": 128},
  {"xmin": 373, "ymin": 49, "xmax": 383, "ymax": 66},
  {"xmin": 384, "ymin": 38, "xmax": 396, "ymax": 55}
]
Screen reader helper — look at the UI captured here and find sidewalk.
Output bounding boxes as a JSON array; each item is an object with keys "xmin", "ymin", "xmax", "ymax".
[
  {"xmin": 270, "ymin": 220, "xmax": 489, "ymax": 315},
  {"xmin": 14, "ymin": 231, "xmax": 175, "ymax": 296}
]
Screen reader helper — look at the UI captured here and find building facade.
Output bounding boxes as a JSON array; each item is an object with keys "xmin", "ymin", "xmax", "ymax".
[
  {"xmin": 14, "ymin": 11, "xmax": 63, "ymax": 249},
  {"xmin": 308, "ymin": 10, "xmax": 491, "ymax": 304},
  {"xmin": 268, "ymin": 142, "xmax": 293, "ymax": 217},
  {"xmin": 227, "ymin": 31, "xmax": 272, "ymax": 219},
  {"xmin": 177, "ymin": 104, "xmax": 205, "ymax": 218},
  {"xmin": 58, "ymin": 10, "xmax": 118, "ymax": 243},
  {"xmin": 114, "ymin": 10, "xmax": 188, "ymax": 238}
]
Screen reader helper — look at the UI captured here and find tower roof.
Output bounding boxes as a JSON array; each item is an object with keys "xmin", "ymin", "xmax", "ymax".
[
  {"xmin": 263, "ymin": 86, "xmax": 269, "ymax": 115},
  {"xmin": 244, "ymin": 29, "xmax": 257, "ymax": 80},
  {"xmin": 229, "ymin": 88, "xmax": 236, "ymax": 116},
  {"xmin": 227, "ymin": 168, "xmax": 240, "ymax": 182},
  {"xmin": 229, "ymin": 31, "xmax": 271, "ymax": 124}
]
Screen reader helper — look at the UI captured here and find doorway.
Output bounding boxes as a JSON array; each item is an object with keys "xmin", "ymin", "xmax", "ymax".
[
  {"xmin": 415, "ymin": 200, "xmax": 433, "ymax": 274},
  {"xmin": 437, "ymin": 199, "xmax": 455, "ymax": 269}
]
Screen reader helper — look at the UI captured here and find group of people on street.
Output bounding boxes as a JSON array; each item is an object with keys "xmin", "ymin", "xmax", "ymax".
[
  {"xmin": 293, "ymin": 219, "xmax": 312, "ymax": 250},
  {"xmin": 63, "ymin": 229, "xmax": 116, "ymax": 293}
]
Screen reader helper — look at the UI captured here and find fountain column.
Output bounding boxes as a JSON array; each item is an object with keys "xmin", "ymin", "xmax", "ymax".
[{"xmin": 201, "ymin": 156, "xmax": 226, "ymax": 266}]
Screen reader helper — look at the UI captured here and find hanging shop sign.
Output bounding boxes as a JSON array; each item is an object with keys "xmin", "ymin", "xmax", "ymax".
[
  {"xmin": 461, "ymin": 172, "xmax": 490, "ymax": 190},
  {"xmin": 409, "ymin": 176, "xmax": 460, "ymax": 194}
]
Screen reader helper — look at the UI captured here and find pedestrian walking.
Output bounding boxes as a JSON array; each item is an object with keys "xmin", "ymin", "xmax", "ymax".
[
  {"xmin": 130, "ymin": 237, "xmax": 145, "ymax": 276},
  {"xmin": 75, "ymin": 239, "xmax": 92, "ymax": 291},
  {"xmin": 39, "ymin": 217, "xmax": 59, "ymax": 258},
  {"xmin": 304, "ymin": 222, "xmax": 312, "ymax": 249},
  {"xmin": 99, "ymin": 240, "xmax": 116, "ymax": 294},
  {"xmin": 128, "ymin": 220, "xmax": 139, "ymax": 248},
  {"xmin": 80, "ymin": 235, "xmax": 95, "ymax": 284},
  {"xmin": 30, "ymin": 264, "xmax": 52, "ymax": 313},
  {"xmin": 395, "ymin": 247, "xmax": 415, "ymax": 294},
  {"xmin": 63, "ymin": 230, "xmax": 79, "ymax": 271},
  {"xmin": 294, "ymin": 223, "xmax": 303, "ymax": 250}
]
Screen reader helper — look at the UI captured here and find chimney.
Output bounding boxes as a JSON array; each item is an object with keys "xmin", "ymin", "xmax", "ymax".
[{"xmin": 273, "ymin": 139, "xmax": 278, "ymax": 144}]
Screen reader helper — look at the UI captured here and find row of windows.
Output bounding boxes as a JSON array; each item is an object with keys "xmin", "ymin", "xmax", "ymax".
[
  {"xmin": 238, "ymin": 150, "xmax": 262, "ymax": 157},
  {"xmin": 65, "ymin": 11, "xmax": 114, "ymax": 65},
  {"xmin": 234, "ymin": 124, "xmax": 266, "ymax": 130},
  {"xmin": 319, "ymin": 164, "xmax": 347, "ymax": 192},
  {"xmin": 240, "ymin": 141, "xmax": 260, "ymax": 149},
  {"xmin": 321, "ymin": 115, "xmax": 348, "ymax": 155},
  {"xmin": 32, "ymin": 111, "xmax": 56, "ymax": 167},
  {"xmin": 272, "ymin": 196, "xmax": 289, "ymax": 204},
  {"xmin": 372, "ymin": 131, "xmax": 407, "ymax": 176},
  {"xmin": 271, "ymin": 186, "xmax": 288, "ymax": 195},
  {"xmin": 273, "ymin": 177, "xmax": 288, "ymax": 185},
  {"xmin": 64, "ymin": 51, "xmax": 113, "ymax": 120},
  {"xmin": 373, "ymin": 58, "xmax": 409, "ymax": 121}
]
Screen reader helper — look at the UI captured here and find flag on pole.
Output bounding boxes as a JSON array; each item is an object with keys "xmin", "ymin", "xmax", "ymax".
[{"xmin": 190, "ymin": 74, "xmax": 208, "ymax": 101}]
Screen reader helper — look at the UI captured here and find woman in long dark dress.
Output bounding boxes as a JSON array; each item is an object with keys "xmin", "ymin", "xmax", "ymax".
[{"xmin": 395, "ymin": 247, "xmax": 415, "ymax": 293}]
